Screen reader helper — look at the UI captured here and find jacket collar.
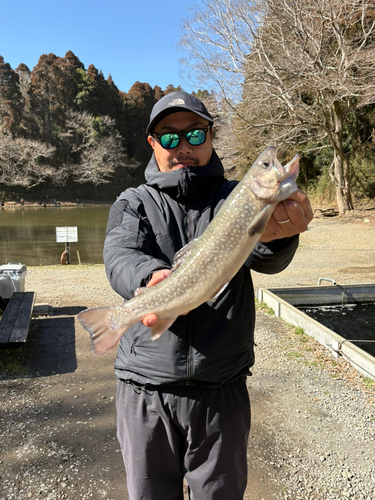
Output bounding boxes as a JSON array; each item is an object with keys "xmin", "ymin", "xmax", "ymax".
[{"xmin": 144, "ymin": 150, "xmax": 225, "ymax": 203}]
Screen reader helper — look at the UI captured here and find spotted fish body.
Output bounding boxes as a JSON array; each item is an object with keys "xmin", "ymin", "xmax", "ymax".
[{"xmin": 78, "ymin": 146, "xmax": 299, "ymax": 355}]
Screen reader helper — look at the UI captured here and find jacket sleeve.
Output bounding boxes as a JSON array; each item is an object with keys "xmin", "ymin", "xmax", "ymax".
[
  {"xmin": 103, "ymin": 194, "xmax": 171, "ymax": 300},
  {"xmin": 246, "ymin": 235, "xmax": 299, "ymax": 275}
]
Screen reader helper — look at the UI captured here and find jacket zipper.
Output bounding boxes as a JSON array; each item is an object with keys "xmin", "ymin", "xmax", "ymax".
[
  {"xmin": 186, "ymin": 314, "xmax": 194, "ymax": 384},
  {"xmin": 181, "ymin": 168, "xmax": 194, "ymax": 384},
  {"xmin": 186, "ymin": 205, "xmax": 194, "ymax": 384}
]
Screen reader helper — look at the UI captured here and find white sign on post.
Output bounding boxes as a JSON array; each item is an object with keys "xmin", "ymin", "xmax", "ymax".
[{"xmin": 56, "ymin": 226, "xmax": 78, "ymax": 243}]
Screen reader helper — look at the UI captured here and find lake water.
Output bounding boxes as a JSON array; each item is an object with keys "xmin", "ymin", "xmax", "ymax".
[{"xmin": 0, "ymin": 205, "xmax": 111, "ymax": 266}]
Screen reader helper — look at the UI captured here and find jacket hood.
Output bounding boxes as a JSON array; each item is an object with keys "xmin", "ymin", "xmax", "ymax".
[{"xmin": 144, "ymin": 150, "xmax": 225, "ymax": 203}]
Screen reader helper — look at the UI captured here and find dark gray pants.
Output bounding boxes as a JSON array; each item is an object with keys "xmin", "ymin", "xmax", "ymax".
[{"xmin": 116, "ymin": 378, "xmax": 251, "ymax": 500}]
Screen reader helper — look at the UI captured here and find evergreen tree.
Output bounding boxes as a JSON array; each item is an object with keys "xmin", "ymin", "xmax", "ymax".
[
  {"xmin": 0, "ymin": 56, "xmax": 24, "ymax": 136},
  {"xmin": 64, "ymin": 50, "xmax": 84, "ymax": 70},
  {"xmin": 164, "ymin": 84, "xmax": 183, "ymax": 94},
  {"xmin": 106, "ymin": 74, "xmax": 127, "ymax": 139},
  {"xmin": 27, "ymin": 53, "xmax": 80, "ymax": 143},
  {"xmin": 14, "ymin": 63, "xmax": 31, "ymax": 97},
  {"xmin": 124, "ymin": 82, "xmax": 157, "ymax": 165},
  {"xmin": 79, "ymin": 64, "xmax": 111, "ymax": 117},
  {"xmin": 153, "ymin": 85, "xmax": 164, "ymax": 101}
]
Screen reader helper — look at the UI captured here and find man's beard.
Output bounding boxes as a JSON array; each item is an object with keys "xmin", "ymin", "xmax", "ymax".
[{"xmin": 169, "ymin": 157, "xmax": 200, "ymax": 168}]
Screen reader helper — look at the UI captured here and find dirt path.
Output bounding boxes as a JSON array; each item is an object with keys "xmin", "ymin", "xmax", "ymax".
[
  {"xmin": 1, "ymin": 212, "xmax": 374, "ymax": 500},
  {"xmin": 251, "ymin": 208, "xmax": 375, "ymax": 290}
]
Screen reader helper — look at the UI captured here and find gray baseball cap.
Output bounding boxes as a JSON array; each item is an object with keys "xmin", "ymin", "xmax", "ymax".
[{"xmin": 146, "ymin": 91, "xmax": 214, "ymax": 134}]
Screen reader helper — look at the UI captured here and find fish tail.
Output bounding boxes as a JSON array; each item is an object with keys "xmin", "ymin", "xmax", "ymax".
[{"xmin": 77, "ymin": 306, "xmax": 131, "ymax": 356}]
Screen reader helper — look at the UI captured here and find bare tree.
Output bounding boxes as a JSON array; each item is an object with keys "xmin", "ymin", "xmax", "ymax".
[
  {"xmin": 0, "ymin": 135, "xmax": 56, "ymax": 188},
  {"xmin": 0, "ymin": 112, "xmax": 131, "ymax": 190},
  {"xmin": 210, "ymin": 99, "xmax": 243, "ymax": 179},
  {"xmin": 60, "ymin": 111, "xmax": 131, "ymax": 186},
  {"xmin": 179, "ymin": 0, "xmax": 375, "ymax": 213},
  {"xmin": 179, "ymin": 0, "xmax": 257, "ymax": 101},
  {"xmin": 194, "ymin": 91, "xmax": 240, "ymax": 178},
  {"xmin": 76, "ymin": 134, "xmax": 126, "ymax": 185}
]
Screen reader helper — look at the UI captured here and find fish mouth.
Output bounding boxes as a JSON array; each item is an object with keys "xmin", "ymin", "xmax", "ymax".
[{"xmin": 280, "ymin": 154, "xmax": 299, "ymax": 183}]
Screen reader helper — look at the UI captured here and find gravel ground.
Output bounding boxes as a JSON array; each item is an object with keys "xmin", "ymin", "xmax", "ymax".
[{"xmin": 0, "ymin": 211, "xmax": 374, "ymax": 500}]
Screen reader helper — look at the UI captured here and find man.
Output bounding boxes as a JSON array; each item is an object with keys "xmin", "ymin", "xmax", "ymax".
[{"xmin": 103, "ymin": 91, "xmax": 312, "ymax": 500}]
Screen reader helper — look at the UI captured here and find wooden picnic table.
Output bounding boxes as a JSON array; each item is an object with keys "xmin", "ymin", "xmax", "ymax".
[{"xmin": 0, "ymin": 292, "xmax": 36, "ymax": 347}]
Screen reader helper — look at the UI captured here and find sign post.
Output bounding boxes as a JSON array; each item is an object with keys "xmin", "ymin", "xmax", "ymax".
[{"xmin": 56, "ymin": 226, "xmax": 78, "ymax": 265}]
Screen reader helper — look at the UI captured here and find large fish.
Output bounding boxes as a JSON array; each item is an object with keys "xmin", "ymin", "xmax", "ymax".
[{"xmin": 78, "ymin": 146, "xmax": 299, "ymax": 355}]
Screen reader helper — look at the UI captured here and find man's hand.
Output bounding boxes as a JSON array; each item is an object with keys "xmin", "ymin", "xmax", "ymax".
[
  {"xmin": 260, "ymin": 189, "xmax": 313, "ymax": 243},
  {"xmin": 146, "ymin": 269, "xmax": 173, "ymax": 288},
  {"xmin": 141, "ymin": 269, "xmax": 172, "ymax": 327}
]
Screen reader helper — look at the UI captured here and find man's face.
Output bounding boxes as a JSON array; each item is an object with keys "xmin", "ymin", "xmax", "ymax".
[{"xmin": 147, "ymin": 111, "xmax": 214, "ymax": 172}]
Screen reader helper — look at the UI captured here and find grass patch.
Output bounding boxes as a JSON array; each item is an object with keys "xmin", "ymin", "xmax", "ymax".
[
  {"xmin": 255, "ymin": 298, "xmax": 275, "ymax": 316},
  {"xmin": 309, "ymin": 361, "xmax": 320, "ymax": 367},
  {"xmin": 0, "ymin": 347, "xmax": 30, "ymax": 379},
  {"xmin": 363, "ymin": 378, "xmax": 375, "ymax": 391},
  {"xmin": 287, "ymin": 351, "xmax": 303, "ymax": 358},
  {"xmin": 293, "ymin": 326, "xmax": 311, "ymax": 343}
]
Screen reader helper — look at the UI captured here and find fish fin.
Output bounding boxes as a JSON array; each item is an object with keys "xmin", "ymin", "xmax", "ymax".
[
  {"xmin": 172, "ymin": 238, "xmax": 199, "ymax": 271},
  {"xmin": 150, "ymin": 317, "xmax": 177, "ymax": 341},
  {"xmin": 248, "ymin": 205, "xmax": 273, "ymax": 237},
  {"xmin": 208, "ymin": 281, "xmax": 229, "ymax": 304},
  {"xmin": 134, "ymin": 286, "xmax": 150, "ymax": 297},
  {"xmin": 77, "ymin": 306, "xmax": 130, "ymax": 356}
]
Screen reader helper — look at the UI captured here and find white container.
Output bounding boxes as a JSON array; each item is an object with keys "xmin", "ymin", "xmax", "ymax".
[{"xmin": 0, "ymin": 263, "xmax": 27, "ymax": 299}]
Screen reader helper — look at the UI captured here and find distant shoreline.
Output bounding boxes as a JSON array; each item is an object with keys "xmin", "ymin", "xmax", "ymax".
[{"xmin": 0, "ymin": 200, "xmax": 113, "ymax": 208}]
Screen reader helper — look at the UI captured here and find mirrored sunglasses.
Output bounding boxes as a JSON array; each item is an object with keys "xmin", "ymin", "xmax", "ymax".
[{"xmin": 152, "ymin": 127, "xmax": 211, "ymax": 150}]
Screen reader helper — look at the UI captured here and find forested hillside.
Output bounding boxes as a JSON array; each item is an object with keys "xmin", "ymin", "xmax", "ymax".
[{"xmin": 0, "ymin": 51, "xmax": 185, "ymax": 202}]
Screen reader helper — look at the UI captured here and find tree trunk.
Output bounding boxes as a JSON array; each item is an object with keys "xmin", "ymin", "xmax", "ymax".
[
  {"xmin": 330, "ymin": 103, "xmax": 353, "ymax": 214},
  {"xmin": 333, "ymin": 152, "xmax": 353, "ymax": 214}
]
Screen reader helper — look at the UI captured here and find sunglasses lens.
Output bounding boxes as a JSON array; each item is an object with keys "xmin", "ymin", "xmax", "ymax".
[
  {"xmin": 187, "ymin": 129, "xmax": 206, "ymax": 146},
  {"xmin": 160, "ymin": 133, "xmax": 179, "ymax": 149},
  {"xmin": 157, "ymin": 128, "xmax": 208, "ymax": 149}
]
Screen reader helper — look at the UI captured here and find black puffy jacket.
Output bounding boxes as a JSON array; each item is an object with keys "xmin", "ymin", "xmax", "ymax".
[{"xmin": 103, "ymin": 151, "xmax": 298, "ymax": 387}]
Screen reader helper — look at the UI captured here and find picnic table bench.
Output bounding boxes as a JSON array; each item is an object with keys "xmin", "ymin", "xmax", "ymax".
[{"xmin": 0, "ymin": 292, "xmax": 36, "ymax": 348}]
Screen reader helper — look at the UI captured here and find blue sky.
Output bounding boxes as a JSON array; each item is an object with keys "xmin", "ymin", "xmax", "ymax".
[{"xmin": 1, "ymin": 0, "xmax": 196, "ymax": 93}]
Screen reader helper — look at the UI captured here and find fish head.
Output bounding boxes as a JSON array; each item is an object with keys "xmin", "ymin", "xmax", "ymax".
[{"xmin": 249, "ymin": 146, "xmax": 299, "ymax": 203}]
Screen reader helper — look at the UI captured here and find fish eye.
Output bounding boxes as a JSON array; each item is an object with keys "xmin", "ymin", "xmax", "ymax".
[{"xmin": 262, "ymin": 161, "xmax": 270, "ymax": 168}]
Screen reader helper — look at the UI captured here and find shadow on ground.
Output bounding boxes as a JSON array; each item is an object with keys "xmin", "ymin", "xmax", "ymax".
[{"xmin": 24, "ymin": 306, "xmax": 87, "ymax": 377}]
